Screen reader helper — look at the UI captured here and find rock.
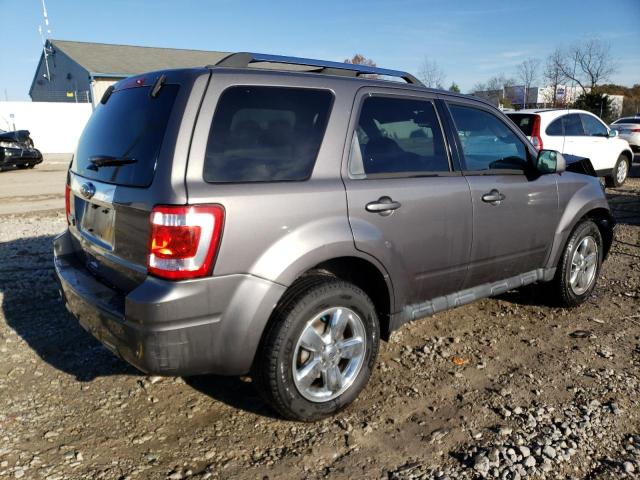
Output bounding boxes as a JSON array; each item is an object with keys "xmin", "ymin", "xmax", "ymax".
[
  {"xmin": 623, "ymin": 461, "xmax": 635, "ymax": 474},
  {"xmin": 543, "ymin": 445, "xmax": 557, "ymax": 459},
  {"xmin": 14, "ymin": 469, "xmax": 25, "ymax": 479},
  {"xmin": 518, "ymin": 446, "xmax": 530, "ymax": 458},
  {"xmin": 499, "ymin": 427, "xmax": 513, "ymax": 436},
  {"xmin": 523, "ymin": 456, "xmax": 536, "ymax": 468},
  {"xmin": 473, "ymin": 454, "xmax": 490, "ymax": 476}
]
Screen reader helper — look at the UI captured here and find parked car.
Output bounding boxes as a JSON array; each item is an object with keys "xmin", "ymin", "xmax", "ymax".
[
  {"xmin": 0, "ymin": 129, "xmax": 43, "ymax": 170},
  {"xmin": 54, "ymin": 53, "xmax": 614, "ymax": 421},
  {"xmin": 506, "ymin": 109, "xmax": 633, "ymax": 187},
  {"xmin": 610, "ymin": 115, "xmax": 640, "ymax": 153}
]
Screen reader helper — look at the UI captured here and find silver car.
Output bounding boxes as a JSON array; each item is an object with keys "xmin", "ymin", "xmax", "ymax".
[
  {"xmin": 611, "ymin": 115, "xmax": 640, "ymax": 153},
  {"xmin": 54, "ymin": 53, "xmax": 615, "ymax": 421}
]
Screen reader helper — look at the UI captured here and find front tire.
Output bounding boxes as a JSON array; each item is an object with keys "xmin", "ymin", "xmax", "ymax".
[
  {"xmin": 254, "ymin": 276, "xmax": 379, "ymax": 421},
  {"xmin": 605, "ymin": 154, "xmax": 629, "ymax": 188},
  {"xmin": 551, "ymin": 220, "xmax": 603, "ymax": 307}
]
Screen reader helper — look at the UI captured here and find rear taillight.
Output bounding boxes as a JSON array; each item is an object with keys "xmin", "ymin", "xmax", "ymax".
[
  {"xmin": 64, "ymin": 184, "xmax": 71, "ymax": 225},
  {"xmin": 147, "ymin": 205, "xmax": 224, "ymax": 280},
  {"xmin": 631, "ymin": 128, "xmax": 640, "ymax": 133},
  {"xmin": 531, "ymin": 115, "xmax": 543, "ymax": 151}
]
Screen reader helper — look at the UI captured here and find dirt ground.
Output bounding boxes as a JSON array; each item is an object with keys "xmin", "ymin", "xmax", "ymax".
[{"xmin": 0, "ymin": 165, "xmax": 638, "ymax": 480}]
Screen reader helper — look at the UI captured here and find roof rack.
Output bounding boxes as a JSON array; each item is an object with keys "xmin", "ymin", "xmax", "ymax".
[{"xmin": 209, "ymin": 52, "xmax": 423, "ymax": 86}]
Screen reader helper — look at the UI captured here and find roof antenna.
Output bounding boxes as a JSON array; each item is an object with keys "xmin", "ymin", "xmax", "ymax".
[{"xmin": 38, "ymin": 0, "xmax": 53, "ymax": 81}]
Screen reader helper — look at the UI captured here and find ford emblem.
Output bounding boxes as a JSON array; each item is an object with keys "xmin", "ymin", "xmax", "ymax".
[{"xmin": 80, "ymin": 182, "xmax": 96, "ymax": 199}]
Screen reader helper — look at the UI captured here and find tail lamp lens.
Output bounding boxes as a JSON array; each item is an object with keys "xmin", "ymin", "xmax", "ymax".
[
  {"xmin": 147, "ymin": 205, "xmax": 224, "ymax": 280},
  {"xmin": 64, "ymin": 184, "xmax": 71, "ymax": 224}
]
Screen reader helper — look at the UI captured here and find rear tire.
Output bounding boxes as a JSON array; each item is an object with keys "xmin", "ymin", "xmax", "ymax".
[
  {"xmin": 605, "ymin": 154, "xmax": 629, "ymax": 188},
  {"xmin": 254, "ymin": 276, "xmax": 379, "ymax": 421},
  {"xmin": 550, "ymin": 219, "xmax": 603, "ymax": 307}
]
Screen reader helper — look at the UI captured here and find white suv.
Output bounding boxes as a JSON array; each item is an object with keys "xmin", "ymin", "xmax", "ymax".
[{"xmin": 507, "ymin": 109, "xmax": 633, "ymax": 187}]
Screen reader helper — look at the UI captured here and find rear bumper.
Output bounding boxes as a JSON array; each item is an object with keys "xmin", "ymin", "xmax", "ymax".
[{"xmin": 53, "ymin": 230, "xmax": 286, "ymax": 376}]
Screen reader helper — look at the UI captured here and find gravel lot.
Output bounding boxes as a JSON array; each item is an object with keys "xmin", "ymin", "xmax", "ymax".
[{"xmin": 0, "ymin": 167, "xmax": 638, "ymax": 480}]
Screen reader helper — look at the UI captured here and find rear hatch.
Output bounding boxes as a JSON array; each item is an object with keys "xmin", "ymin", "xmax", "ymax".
[{"xmin": 66, "ymin": 69, "xmax": 208, "ymax": 293}]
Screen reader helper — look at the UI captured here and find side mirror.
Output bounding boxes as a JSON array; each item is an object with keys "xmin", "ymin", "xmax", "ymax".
[
  {"xmin": 608, "ymin": 129, "xmax": 618, "ymax": 138},
  {"xmin": 536, "ymin": 149, "xmax": 566, "ymax": 174}
]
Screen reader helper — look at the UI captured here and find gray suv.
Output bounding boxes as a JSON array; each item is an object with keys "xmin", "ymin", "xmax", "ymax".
[{"xmin": 54, "ymin": 53, "xmax": 614, "ymax": 421}]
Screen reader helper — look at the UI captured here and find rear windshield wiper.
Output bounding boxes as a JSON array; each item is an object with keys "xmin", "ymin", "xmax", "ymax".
[{"xmin": 88, "ymin": 155, "xmax": 137, "ymax": 170}]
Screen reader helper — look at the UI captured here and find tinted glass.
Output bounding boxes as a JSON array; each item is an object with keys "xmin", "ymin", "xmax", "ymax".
[
  {"xmin": 580, "ymin": 114, "xmax": 608, "ymax": 136},
  {"xmin": 449, "ymin": 104, "xmax": 528, "ymax": 171},
  {"xmin": 562, "ymin": 114, "xmax": 585, "ymax": 136},
  {"xmin": 546, "ymin": 118, "xmax": 563, "ymax": 136},
  {"xmin": 73, "ymin": 85, "xmax": 179, "ymax": 187},
  {"xmin": 506, "ymin": 114, "xmax": 537, "ymax": 136},
  {"xmin": 353, "ymin": 96, "xmax": 449, "ymax": 175},
  {"xmin": 204, "ymin": 86, "xmax": 332, "ymax": 183},
  {"xmin": 612, "ymin": 117, "xmax": 640, "ymax": 125}
]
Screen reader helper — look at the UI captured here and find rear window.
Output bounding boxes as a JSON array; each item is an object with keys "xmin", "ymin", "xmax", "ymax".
[
  {"xmin": 72, "ymin": 84, "xmax": 179, "ymax": 187},
  {"xmin": 506, "ymin": 114, "xmax": 537, "ymax": 136},
  {"xmin": 203, "ymin": 86, "xmax": 333, "ymax": 183},
  {"xmin": 613, "ymin": 117, "xmax": 640, "ymax": 125}
]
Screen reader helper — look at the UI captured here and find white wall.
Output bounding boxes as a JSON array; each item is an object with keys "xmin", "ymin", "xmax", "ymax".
[{"xmin": 0, "ymin": 101, "xmax": 92, "ymax": 154}]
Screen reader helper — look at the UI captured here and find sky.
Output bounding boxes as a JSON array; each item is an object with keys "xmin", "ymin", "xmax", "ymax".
[{"xmin": 0, "ymin": 0, "xmax": 639, "ymax": 100}]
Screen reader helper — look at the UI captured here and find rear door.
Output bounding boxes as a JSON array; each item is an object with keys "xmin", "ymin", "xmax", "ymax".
[
  {"xmin": 67, "ymin": 70, "xmax": 208, "ymax": 292},
  {"xmin": 578, "ymin": 113, "xmax": 614, "ymax": 173},
  {"xmin": 444, "ymin": 100, "xmax": 559, "ymax": 287},
  {"xmin": 343, "ymin": 88, "xmax": 472, "ymax": 306}
]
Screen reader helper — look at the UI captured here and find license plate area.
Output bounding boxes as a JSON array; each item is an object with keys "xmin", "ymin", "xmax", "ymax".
[{"xmin": 80, "ymin": 202, "xmax": 115, "ymax": 250}]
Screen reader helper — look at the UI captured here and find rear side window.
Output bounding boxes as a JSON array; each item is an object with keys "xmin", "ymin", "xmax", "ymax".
[
  {"xmin": 562, "ymin": 114, "xmax": 585, "ymax": 136},
  {"xmin": 73, "ymin": 84, "xmax": 179, "ymax": 187},
  {"xmin": 449, "ymin": 104, "xmax": 528, "ymax": 172},
  {"xmin": 203, "ymin": 87, "xmax": 333, "ymax": 183},
  {"xmin": 506, "ymin": 114, "xmax": 537, "ymax": 136},
  {"xmin": 580, "ymin": 114, "xmax": 608, "ymax": 136},
  {"xmin": 546, "ymin": 118, "xmax": 563, "ymax": 136},
  {"xmin": 351, "ymin": 96, "xmax": 449, "ymax": 176}
]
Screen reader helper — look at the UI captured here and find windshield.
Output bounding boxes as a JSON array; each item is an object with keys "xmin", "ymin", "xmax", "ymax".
[{"xmin": 72, "ymin": 84, "xmax": 179, "ymax": 187}]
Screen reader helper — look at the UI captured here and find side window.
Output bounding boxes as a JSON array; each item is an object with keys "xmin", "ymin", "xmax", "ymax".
[
  {"xmin": 448, "ymin": 104, "xmax": 528, "ymax": 172},
  {"xmin": 546, "ymin": 118, "xmax": 563, "ymax": 136},
  {"xmin": 203, "ymin": 86, "xmax": 333, "ymax": 183},
  {"xmin": 562, "ymin": 114, "xmax": 585, "ymax": 136},
  {"xmin": 351, "ymin": 96, "xmax": 450, "ymax": 176},
  {"xmin": 580, "ymin": 114, "xmax": 608, "ymax": 137}
]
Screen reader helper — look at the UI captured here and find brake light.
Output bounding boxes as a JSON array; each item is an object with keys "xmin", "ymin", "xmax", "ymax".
[
  {"xmin": 631, "ymin": 128, "xmax": 640, "ymax": 132},
  {"xmin": 147, "ymin": 205, "xmax": 224, "ymax": 280},
  {"xmin": 531, "ymin": 115, "xmax": 543, "ymax": 151},
  {"xmin": 64, "ymin": 184, "xmax": 71, "ymax": 225}
]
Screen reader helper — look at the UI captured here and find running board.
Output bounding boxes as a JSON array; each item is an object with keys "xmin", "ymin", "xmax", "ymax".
[{"xmin": 394, "ymin": 267, "xmax": 556, "ymax": 329}]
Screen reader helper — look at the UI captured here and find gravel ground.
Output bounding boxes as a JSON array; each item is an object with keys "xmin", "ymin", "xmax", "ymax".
[{"xmin": 0, "ymin": 175, "xmax": 638, "ymax": 480}]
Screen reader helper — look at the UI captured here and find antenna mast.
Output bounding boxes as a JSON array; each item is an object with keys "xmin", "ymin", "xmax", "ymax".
[{"xmin": 39, "ymin": 0, "xmax": 52, "ymax": 81}]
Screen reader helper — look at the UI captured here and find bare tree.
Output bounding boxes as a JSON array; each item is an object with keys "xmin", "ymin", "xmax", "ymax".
[
  {"xmin": 486, "ymin": 73, "xmax": 516, "ymax": 91},
  {"xmin": 418, "ymin": 57, "xmax": 445, "ymax": 89},
  {"xmin": 557, "ymin": 38, "xmax": 616, "ymax": 93},
  {"xmin": 343, "ymin": 54, "xmax": 377, "ymax": 67},
  {"xmin": 472, "ymin": 81, "xmax": 487, "ymax": 93},
  {"xmin": 543, "ymin": 49, "xmax": 567, "ymax": 106},
  {"xmin": 517, "ymin": 58, "xmax": 540, "ymax": 108}
]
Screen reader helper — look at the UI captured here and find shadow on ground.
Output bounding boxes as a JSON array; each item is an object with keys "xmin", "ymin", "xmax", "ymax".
[
  {"xmin": 0, "ymin": 232, "xmax": 273, "ymax": 416},
  {"xmin": 0, "ymin": 234, "xmax": 138, "ymax": 380}
]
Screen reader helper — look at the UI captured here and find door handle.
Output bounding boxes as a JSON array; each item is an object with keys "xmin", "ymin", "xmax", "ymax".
[
  {"xmin": 366, "ymin": 196, "xmax": 402, "ymax": 215},
  {"xmin": 481, "ymin": 189, "xmax": 506, "ymax": 204}
]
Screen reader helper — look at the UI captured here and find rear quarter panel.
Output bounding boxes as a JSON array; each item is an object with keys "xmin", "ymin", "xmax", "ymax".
[{"xmin": 184, "ymin": 70, "xmax": 384, "ymax": 288}]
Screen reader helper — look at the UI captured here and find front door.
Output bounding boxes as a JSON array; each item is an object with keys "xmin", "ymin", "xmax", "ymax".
[
  {"xmin": 343, "ymin": 90, "xmax": 472, "ymax": 308},
  {"xmin": 445, "ymin": 101, "xmax": 560, "ymax": 288}
]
